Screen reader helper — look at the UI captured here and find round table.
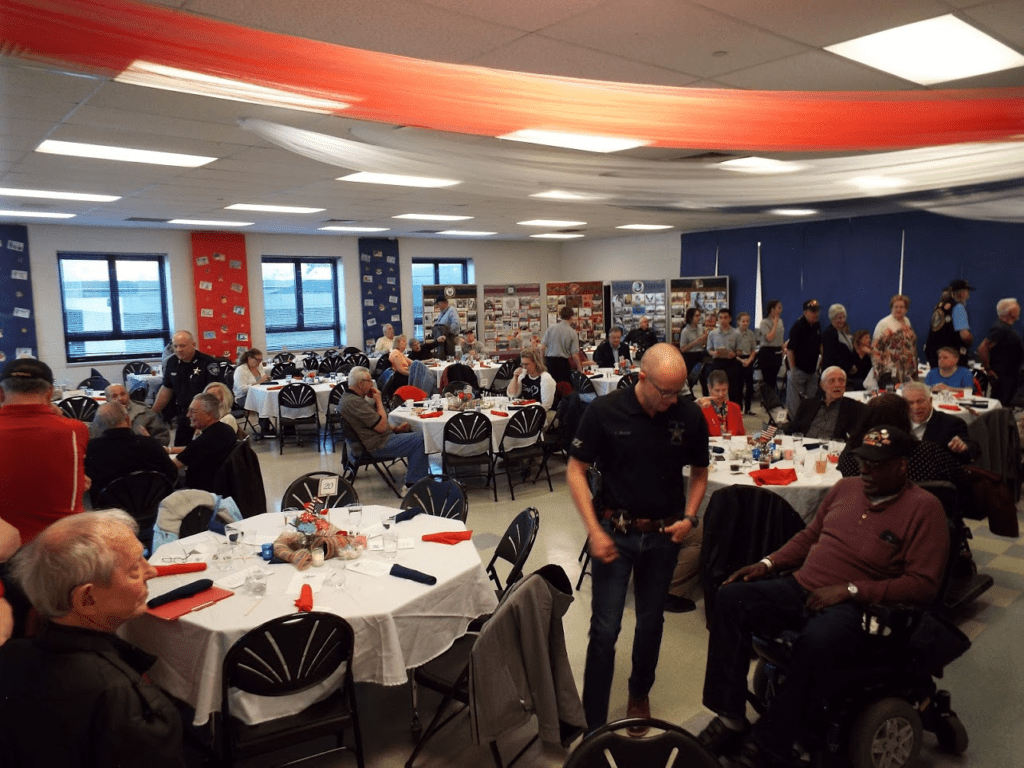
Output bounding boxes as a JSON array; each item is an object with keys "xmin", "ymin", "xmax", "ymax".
[
  {"xmin": 388, "ymin": 402, "xmax": 515, "ymax": 454},
  {"xmin": 587, "ymin": 368, "xmax": 626, "ymax": 396},
  {"xmin": 125, "ymin": 506, "xmax": 497, "ymax": 726},
  {"xmin": 242, "ymin": 379, "xmax": 337, "ymax": 419},
  {"xmin": 424, "ymin": 361, "xmax": 501, "ymax": 391}
]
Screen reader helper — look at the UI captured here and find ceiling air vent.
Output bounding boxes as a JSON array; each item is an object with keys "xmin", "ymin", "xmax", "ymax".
[{"xmin": 125, "ymin": 217, "xmax": 171, "ymax": 223}]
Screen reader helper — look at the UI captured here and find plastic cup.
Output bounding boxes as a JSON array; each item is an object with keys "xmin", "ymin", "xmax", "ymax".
[{"xmin": 245, "ymin": 568, "xmax": 268, "ymax": 596}]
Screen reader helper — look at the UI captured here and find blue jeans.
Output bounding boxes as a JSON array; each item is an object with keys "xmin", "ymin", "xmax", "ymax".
[
  {"xmin": 582, "ymin": 523, "xmax": 681, "ymax": 730},
  {"xmin": 371, "ymin": 430, "xmax": 429, "ymax": 486},
  {"xmin": 786, "ymin": 368, "xmax": 819, "ymax": 422}
]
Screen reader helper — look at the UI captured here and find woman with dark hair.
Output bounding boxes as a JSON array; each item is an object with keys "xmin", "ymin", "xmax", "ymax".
[
  {"xmin": 679, "ymin": 306, "xmax": 710, "ymax": 396},
  {"xmin": 757, "ymin": 300, "xmax": 785, "ymax": 396},
  {"xmin": 847, "ymin": 330, "xmax": 873, "ymax": 390},
  {"xmin": 233, "ymin": 348, "xmax": 273, "ymax": 437}
]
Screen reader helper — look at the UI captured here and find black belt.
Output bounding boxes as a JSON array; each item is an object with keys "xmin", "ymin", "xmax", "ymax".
[{"xmin": 602, "ymin": 509, "xmax": 679, "ymax": 534}]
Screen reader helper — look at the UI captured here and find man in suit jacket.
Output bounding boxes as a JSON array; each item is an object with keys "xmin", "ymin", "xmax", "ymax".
[
  {"xmin": 593, "ymin": 327, "xmax": 632, "ymax": 369},
  {"xmin": 904, "ymin": 382, "xmax": 977, "ymax": 463},
  {"xmin": 788, "ymin": 367, "xmax": 865, "ymax": 441}
]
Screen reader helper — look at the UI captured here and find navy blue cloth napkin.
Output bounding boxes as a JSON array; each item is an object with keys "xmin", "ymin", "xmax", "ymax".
[
  {"xmin": 390, "ymin": 564, "xmax": 436, "ymax": 585},
  {"xmin": 147, "ymin": 578, "xmax": 213, "ymax": 609},
  {"xmin": 395, "ymin": 506, "xmax": 425, "ymax": 524}
]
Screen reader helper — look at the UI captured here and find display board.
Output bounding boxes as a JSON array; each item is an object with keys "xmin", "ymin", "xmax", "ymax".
[
  {"xmin": 482, "ymin": 283, "xmax": 541, "ymax": 353},
  {"xmin": 0, "ymin": 224, "xmax": 36, "ymax": 364},
  {"xmin": 546, "ymin": 281, "xmax": 604, "ymax": 345},
  {"xmin": 190, "ymin": 232, "xmax": 251, "ymax": 361},
  {"xmin": 422, "ymin": 284, "xmax": 478, "ymax": 343},
  {"xmin": 669, "ymin": 276, "xmax": 730, "ymax": 344},
  {"xmin": 358, "ymin": 238, "xmax": 401, "ymax": 346},
  {"xmin": 610, "ymin": 279, "xmax": 667, "ymax": 341}
]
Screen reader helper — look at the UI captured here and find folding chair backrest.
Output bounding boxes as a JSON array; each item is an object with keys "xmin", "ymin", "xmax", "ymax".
[
  {"xmin": 271, "ymin": 362, "xmax": 297, "ymax": 379},
  {"xmin": 345, "ymin": 352, "xmax": 370, "ymax": 369},
  {"xmin": 443, "ymin": 411, "xmax": 493, "ymax": 455},
  {"xmin": 499, "ymin": 405, "xmax": 545, "ymax": 451},
  {"xmin": 59, "ymin": 395, "xmax": 99, "ymax": 422},
  {"xmin": 617, "ymin": 371, "xmax": 640, "ymax": 389},
  {"xmin": 282, "ymin": 471, "xmax": 359, "ymax": 512},
  {"xmin": 97, "ymin": 470, "xmax": 175, "ymax": 546},
  {"xmin": 122, "ymin": 361, "xmax": 152, "ymax": 382},
  {"xmin": 571, "ymin": 370, "xmax": 596, "ymax": 395},
  {"xmin": 489, "ymin": 359, "xmax": 518, "ymax": 393},
  {"xmin": 487, "ymin": 507, "xmax": 540, "ymax": 596},
  {"xmin": 400, "ymin": 476, "xmax": 468, "ymax": 523},
  {"xmin": 273, "ymin": 352, "xmax": 295, "ymax": 363},
  {"xmin": 279, "ymin": 382, "xmax": 316, "ymax": 409}
]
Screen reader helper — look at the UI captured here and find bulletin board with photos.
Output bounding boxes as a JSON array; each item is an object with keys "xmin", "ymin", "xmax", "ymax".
[
  {"xmin": 546, "ymin": 281, "xmax": 604, "ymax": 346},
  {"xmin": 669, "ymin": 276, "xmax": 730, "ymax": 344},
  {"xmin": 191, "ymin": 232, "xmax": 251, "ymax": 361},
  {"xmin": 422, "ymin": 284, "xmax": 478, "ymax": 343},
  {"xmin": 482, "ymin": 283, "xmax": 541, "ymax": 353},
  {"xmin": 610, "ymin": 279, "xmax": 668, "ymax": 342}
]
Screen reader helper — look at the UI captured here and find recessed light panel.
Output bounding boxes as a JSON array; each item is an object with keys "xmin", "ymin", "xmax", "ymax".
[
  {"xmin": 226, "ymin": 204, "xmax": 325, "ymax": 213},
  {"xmin": 825, "ymin": 15, "xmax": 1024, "ymax": 86},
  {"xmin": 319, "ymin": 226, "xmax": 391, "ymax": 232},
  {"xmin": 339, "ymin": 172, "xmax": 459, "ymax": 188},
  {"xmin": 769, "ymin": 209, "xmax": 817, "ymax": 216},
  {"xmin": 530, "ymin": 190, "xmax": 605, "ymax": 201},
  {"xmin": 393, "ymin": 213, "xmax": 473, "ymax": 221},
  {"xmin": 0, "ymin": 210, "xmax": 75, "ymax": 219},
  {"xmin": 37, "ymin": 140, "xmax": 216, "ymax": 168},
  {"xmin": 530, "ymin": 233, "xmax": 584, "ymax": 239},
  {"xmin": 719, "ymin": 157, "xmax": 804, "ymax": 174},
  {"xmin": 0, "ymin": 187, "xmax": 120, "ymax": 202},
  {"xmin": 168, "ymin": 219, "xmax": 253, "ymax": 227},
  {"xmin": 616, "ymin": 224, "xmax": 673, "ymax": 230},
  {"xmin": 436, "ymin": 230, "xmax": 496, "ymax": 236},
  {"xmin": 517, "ymin": 219, "xmax": 587, "ymax": 227},
  {"xmin": 498, "ymin": 129, "xmax": 648, "ymax": 153}
]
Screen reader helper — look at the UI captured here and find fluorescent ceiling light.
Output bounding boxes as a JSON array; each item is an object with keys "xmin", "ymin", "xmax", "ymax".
[
  {"xmin": 436, "ymin": 230, "xmax": 496, "ymax": 236},
  {"xmin": 116, "ymin": 60, "xmax": 350, "ymax": 114},
  {"xmin": 518, "ymin": 219, "xmax": 587, "ymax": 227},
  {"xmin": 393, "ymin": 213, "xmax": 473, "ymax": 221},
  {"xmin": 36, "ymin": 140, "xmax": 216, "ymax": 168},
  {"xmin": 319, "ymin": 226, "xmax": 390, "ymax": 232},
  {"xmin": 769, "ymin": 209, "xmax": 817, "ymax": 217},
  {"xmin": 719, "ymin": 157, "xmax": 804, "ymax": 174},
  {"xmin": 226, "ymin": 204, "xmax": 325, "ymax": 213},
  {"xmin": 498, "ymin": 129, "xmax": 648, "ymax": 154},
  {"xmin": 339, "ymin": 172, "xmax": 459, "ymax": 188},
  {"xmin": 168, "ymin": 219, "xmax": 253, "ymax": 227},
  {"xmin": 616, "ymin": 224, "xmax": 673, "ymax": 230},
  {"xmin": 825, "ymin": 15, "xmax": 1024, "ymax": 86},
  {"xmin": 530, "ymin": 190, "xmax": 605, "ymax": 201},
  {"xmin": 0, "ymin": 210, "xmax": 75, "ymax": 219},
  {"xmin": 847, "ymin": 176, "xmax": 907, "ymax": 192},
  {"xmin": 530, "ymin": 233, "xmax": 584, "ymax": 239},
  {"xmin": 0, "ymin": 187, "xmax": 120, "ymax": 202}
]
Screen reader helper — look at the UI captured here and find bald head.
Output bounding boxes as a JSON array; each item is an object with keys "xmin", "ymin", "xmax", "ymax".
[
  {"xmin": 640, "ymin": 343, "xmax": 686, "ymax": 379},
  {"xmin": 637, "ymin": 343, "xmax": 687, "ymax": 415},
  {"xmin": 172, "ymin": 330, "xmax": 197, "ymax": 361},
  {"xmin": 95, "ymin": 401, "xmax": 130, "ymax": 432}
]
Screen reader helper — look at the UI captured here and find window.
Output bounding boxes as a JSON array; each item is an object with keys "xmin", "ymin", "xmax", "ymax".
[
  {"xmin": 262, "ymin": 257, "xmax": 344, "ymax": 350},
  {"xmin": 411, "ymin": 259, "xmax": 472, "ymax": 339},
  {"xmin": 58, "ymin": 254, "xmax": 171, "ymax": 363}
]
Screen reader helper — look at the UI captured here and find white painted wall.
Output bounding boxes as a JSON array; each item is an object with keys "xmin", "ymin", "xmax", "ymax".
[{"xmin": 560, "ymin": 231, "xmax": 681, "ymax": 282}]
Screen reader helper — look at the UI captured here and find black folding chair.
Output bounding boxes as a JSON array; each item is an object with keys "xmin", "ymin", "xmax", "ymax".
[
  {"xmin": 344, "ymin": 352, "xmax": 370, "ymax": 369},
  {"xmin": 122, "ymin": 360, "xmax": 152, "ymax": 382},
  {"xmin": 484, "ymin": 359, "xmax": 518, "ymax": 396},
  {"xmin": 342, "ymin": 347, "xmax": 363, "ymax": 358},
  {"xmin": 281, "ymin": 471, "xmax": 358, "ymax": 512},
  {"xmin": 59, "ymin": 395, "xmax": 99, "ymax": 422},
  {"xmin": 570, "ymin": 370, "xmax": 596, "ymax": 396},
  {"xmin": 76, "ymin": 375, "xmax": 109, "ymax": 391},
  {"xmin": 96, "ymin": 470, "xmax": 175, "ymax": 551},
  {"xmin": 271, "ymin": 362, "xmax": 297, "ymax": 379},
  {"xmin": 322, "ymin": 384, "xmax": 348, "ymax": 451},
  {"xmin": 208, "ymin": 359, "xmax": 233, "ymax": 385},
  {"xmin": 616, "ymin": 371, "xmax": 640, "ymax": 389},
  {"xmin": 276, "ymin": 382, "xmax": 320, "ymax": 454},
  {"xmin": 486, "ymin": 506, "xmax": 540, "ymax": 598},
  {"xmin": 494, "ymin": 405, "xmax": 552, "ymax": 500},
  {"xmin": 564, "ymin": 718, "xmax": 718, "ymax": 768},
  {"xmin": 219, "ymin": 613, "xmax": 364, "ymax": 768},
  {"xmin": 441, "ymin": 411, "xmax": 497, "ymax": 502},
  {"xmin": 319, "ymin": 356, "xmax": 347, "ymax": 375},
  {"xmin": 272, "ymin": 352, "xmax": 295, "ymax": 364},
  {"xmin": 374, "ymin": 354, "xmax": 392, "ymax": 379},
  {"xmin": 401, "ymin": 475, "xmax": 468, "ymax": 523},
  {"xmin": 339, "ymin": 416, "xmax": 403, "ymax": 498}
]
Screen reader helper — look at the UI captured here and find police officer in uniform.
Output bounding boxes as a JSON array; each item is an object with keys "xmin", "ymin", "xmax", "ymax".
[{"xmin": 925, "ymin": 279, "xmax": 973, "ymax": 367}]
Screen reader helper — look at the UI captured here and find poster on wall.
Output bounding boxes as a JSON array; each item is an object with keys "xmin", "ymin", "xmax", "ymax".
[
  {"xmin": 422, "ymin": 283, "xmax": 478, "ymax": 344},
  {"xmin": 191, "ymin": 232, "xmax": 251, "ymax": 361},
  {"xmin": 0, "ymin": 224, "xmax": 36, "ymax": 364},
  {"xmin": 546, "ymin": 281, "xmax": 604, "ymax": 345},
  {"xmin": 358, "ymin": 238, "xmax": 401, "ymax": 348},
  {"xmin": 669, "ymin": 276, "xmax": 730, "ymax": 344},
  {"xmin": 482, "ymin": 283, "xmax": 541, "ymax": 352},
  {"xmin": 610, "ymin": 279, "xmax": 667, "ymax": 341}
]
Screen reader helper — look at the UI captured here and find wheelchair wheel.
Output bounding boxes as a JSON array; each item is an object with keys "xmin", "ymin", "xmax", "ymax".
[
  {"xmin": 935, "ymin": 713, "xmax": 968, "ymax": 755},
  {"xmin": 848, "ymin": 697, "xmax": 922, "ymax": 768},
  {"xmin": 752, "ymin": 658, "xmax": 769, "ymax": 702}
]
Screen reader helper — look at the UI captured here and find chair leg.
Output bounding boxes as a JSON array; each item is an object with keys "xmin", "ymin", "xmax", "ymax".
[
  {"xmin": 576, "ymin": 550, "xmax": 592, "ymax": 591},
  {"xmin": 408, "ymin": 671, "xmax": 422, "ymax": 742}
]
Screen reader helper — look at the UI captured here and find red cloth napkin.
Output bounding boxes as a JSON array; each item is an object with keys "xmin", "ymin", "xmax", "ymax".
[
  {"xmin": 422, "ymin": 530, "xmax": 473, "ymax": 545},
  {"xmin": 153, "ymin": 563, "xmax": 207, "ymax": 577},
  {"xmin": 749, "ymin": 468, "xmax": 799, "ymax": 486},
  {"xmin": 938, "ymin": 404, "xmax": 962, "ymax": 412},
  {"xmin": 267, "ymin": 385, "xmax": 284, "ymax": 391},
  {"xmin": 295, "ymin": 583, "xmax": 313, "ymax": 612},
  {"xmin": 490, "ymin": 410, "xmax": 509, "ymax": 417},
  {"xmin": 420, "ymin": 411, "xmax": 444, "ymax": 419},
  {"xmin": 517, "ymin": 399, "xmax": 538, "ymax": 405},
  {"xmin": 952, "ymin": 391, "xmax": 965, "ymax": 399}
]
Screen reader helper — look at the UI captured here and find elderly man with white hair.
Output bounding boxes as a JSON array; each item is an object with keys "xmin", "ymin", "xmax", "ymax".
[
  {"xmin": 787, "ymin": 366, "xmax": 866, "ymax": 441},
  {"xmin": 92, "ymin": 382, "xmax": 170, "ymax": 445},
  {"xmin": 375, "ymin": 323, "xmax": 397, "ymax": 353},
  {"xmin": 0, "ymin": 510, "xmax": 186, "ymax": 767},
  {"xmin": 977, "ymin": 297, "xmax": 1024, "ymax": 406}
]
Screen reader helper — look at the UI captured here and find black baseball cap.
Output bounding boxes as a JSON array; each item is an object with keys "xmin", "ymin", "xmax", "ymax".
[
  {"xmin": 802, "ymin": 299, "xmax": 821, "ymax": 311},
  {"xmin": 0, "ymin": 358, "xmax": 53, "ymax": 384},
  {"xmin": 851, "ymin": 425, "xmax": 915, "ymax": 462},
  {"xmin": 948, "ymin": 279, "xmax": 973, "ymax": 292}
]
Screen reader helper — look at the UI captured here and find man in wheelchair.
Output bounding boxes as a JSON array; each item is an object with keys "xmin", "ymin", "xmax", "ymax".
[{"xmin": 698, "ymin": 425, "xmax": 950, "ymax": 768}]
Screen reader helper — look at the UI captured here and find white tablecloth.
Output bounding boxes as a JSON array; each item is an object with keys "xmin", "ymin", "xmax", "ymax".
[
  {"xmin": 588, "ymin": 368, "xmax": 626, "ymax": 396},
  {"xmin": 425, "ymin": 362, "xmax": 501, "ymax": 390},
  {"xmin": 243, "ymin": 380, "xmax": 336, "ymax": 419},
  {"xmin": 124, "ymin": 506, "xmax": 497, "ymax": 726},
  {"xmin": 388, "ymin": 403, "xmax": 514, "ymax": 454},
  {"xmin": 844, "ymin": 389, "xmax": 1001, "ymax": 426}
]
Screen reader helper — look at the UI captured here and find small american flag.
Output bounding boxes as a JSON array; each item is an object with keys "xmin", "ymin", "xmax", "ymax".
[{"xmin": 760, "ymin": 423, "xmax": 777, "ymax": 442}]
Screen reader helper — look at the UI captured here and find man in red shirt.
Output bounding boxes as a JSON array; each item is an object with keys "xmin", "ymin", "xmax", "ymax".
[
  {"xmin": 698, "ymin": 425, "xmax": 948, "ymax": 767},
  {"xmin": 0, "ymin": 359, "xmax": 89, "ymax": 542}
]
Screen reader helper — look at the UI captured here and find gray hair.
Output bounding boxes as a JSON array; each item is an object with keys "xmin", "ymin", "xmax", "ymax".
[
  {"xmin": 820, "ymin": 366, "xmax": 847, "ymax": 382},
  {"xmin": 828, "ymin": 304, "xmax": 847, "ymax": 323},
  {"xmin": 383, "ymin": 324, "xmax": 394, "ymax": 333},
  {"xmin": 172, "ymin": 330, "xmax": 196, "ymax": 344},
  {"xmin": 190, "ymin": 392, "xmax": 221, "ymax": 417},
  {"xmin": 12, "ymin": 510, "xmax": 138, "ymax": 619},
  {"xmin": 95, "ymin": 401, "xmax": 129, "ymax": 432},
  {"xmin": 708, "ymin": 369, "xmax": 729, "ymax": 389},
  {"xmin": 203, "ymin": 381, "xmax": 234, "ymax": 416},
  {"xmin": 996, "ymin": 298, "xmax": 1019, "ymax": 318},
  {"xmin": 347, "ymin": 366, "xmax": 371, "ymax": 388},
  {"xmin": 903, "ymin": 381, "xmax": 930, "ymax": 399},
  {"xmin": 103, "ymin": 383, "xmax": 127, "ymax": 400}
]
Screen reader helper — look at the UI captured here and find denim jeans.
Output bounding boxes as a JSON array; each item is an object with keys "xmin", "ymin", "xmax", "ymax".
[
  {"xmin": 582, "ymin": 523, "xmax": 681, "ymax": 730},
  {"xmin": 371, "ymin": 430, "xmax": 429, "ymax": 485},
  {"xmin": 786, "ymin": 368, "xmax": 819, "ymax": 422}
]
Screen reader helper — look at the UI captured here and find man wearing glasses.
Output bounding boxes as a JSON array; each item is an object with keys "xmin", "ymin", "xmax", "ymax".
[{"xmin": 566, "ymin": 343, "xmax": 709, "ymax": 735}]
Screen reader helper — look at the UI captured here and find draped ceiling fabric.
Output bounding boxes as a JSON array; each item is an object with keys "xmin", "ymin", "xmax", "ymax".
[{"xmin": 4, "ymin": 0, "xmax": 1024, "ymax": 153}]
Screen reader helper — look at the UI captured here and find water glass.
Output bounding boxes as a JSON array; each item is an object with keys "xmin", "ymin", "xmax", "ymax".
[
  {"xmin": 347, "ymin": 504, "xmax": 362, "ymax": 533},
  {"xmin": 382, "ymin": 518, "xmax": 398, "ymax": 560},
  {"xmin": 245, "ymin": 568, "xmax": 268, "ymax": 596},
  {"xmin": 328, "ymin": 558, "xmax": 348, "ymax": 588},
  {"xmin": 213, "ymin": 543, "xmax": 234, "ymax": 570}
]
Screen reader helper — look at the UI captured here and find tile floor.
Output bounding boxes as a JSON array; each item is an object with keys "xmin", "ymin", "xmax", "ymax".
[{"xmin": 240, "ymin": 406, "xmax": 1024, "ymax": 767}]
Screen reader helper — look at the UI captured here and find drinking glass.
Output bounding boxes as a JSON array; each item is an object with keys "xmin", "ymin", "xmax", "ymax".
[
  {"xmin": 382, "ymin": 517, "xmax": 398, "ymax": 560},
  {"xmin": 814, "ymin": 452, "xmax": 828, "ymax": 481},
  {"xmin": 245, "ymin": 568, "xmax": 268, "ymax": 596},
  {"xmin": 347, "ymin": 504, "xmax": 362, "ymax": 533},
  {"xmin": 328, "ymin": 558, "xmax": 347, "ymax": 588},
  {"xmin": 213, "ymin": 543, "xmax": 234, "ymax": 570}
]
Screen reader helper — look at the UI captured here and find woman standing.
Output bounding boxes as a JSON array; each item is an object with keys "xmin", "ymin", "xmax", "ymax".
[
  {"xmin": 821, "ymin": 303, "xmax": 855, "ymax": 374},
  {"xmin": 679, "ymin": 307, "xmax": 710, "ymax": 396},
  {"xmin": 872, "ymin": 294, "xmax": 918, "ymax": 385},
  {"xmin": 757, "ymin": 300, "xmax": 785, "ymax": 396}
]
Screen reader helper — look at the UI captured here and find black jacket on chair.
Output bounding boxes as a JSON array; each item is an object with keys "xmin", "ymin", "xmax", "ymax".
[{"xmin": 921, "ymin": 410, "xmax": 979, "ymax": 464}]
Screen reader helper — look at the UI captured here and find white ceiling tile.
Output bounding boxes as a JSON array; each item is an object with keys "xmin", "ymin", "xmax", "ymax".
[
  {"xmin": 414, "ymin": 0, "xmax": 609, "ymax": 33},
  {"xmin": 715, "ymin": 50, "xmax": 917, "ymax": 91}
]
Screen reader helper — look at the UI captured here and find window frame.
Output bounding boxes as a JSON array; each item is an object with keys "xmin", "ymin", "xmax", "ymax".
[
  {"xmin": 261, "ymin": 256, "xmax": 343, "ymax": 351},
  {"xmin": 57, "ymin": 252, "xmax": 171, "ymax": 364},
  {"xmin": 411, "ymin": 259, "xmax": 470, "ymax": 340}
]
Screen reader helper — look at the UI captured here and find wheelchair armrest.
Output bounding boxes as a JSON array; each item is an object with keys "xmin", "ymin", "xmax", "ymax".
[{"xmin": 860, "ymin": 602, "xmax": 927, "ymax": 639}]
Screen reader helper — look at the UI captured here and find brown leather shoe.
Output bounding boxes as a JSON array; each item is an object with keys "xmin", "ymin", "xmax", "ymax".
[{"xmin": 626, "ymin": 695, "xmax": 651, "ymax": 737}]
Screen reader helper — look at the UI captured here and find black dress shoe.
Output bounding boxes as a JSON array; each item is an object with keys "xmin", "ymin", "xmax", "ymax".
[
  {"xmin": 664, "ymin": 594, "xmax": 697, "ymax": 613},
  {"xmin": 698, "ymin": 716, "xmax": 749, "ymax": 757}
]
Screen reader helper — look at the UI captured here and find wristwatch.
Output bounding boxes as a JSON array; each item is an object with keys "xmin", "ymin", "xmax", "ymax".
[
  {"xmin": 847, "ymin": 582, "xmax": 859, "ymax": 599},
  {"xmin": 682, "ymin": 514, "xmax": 699, "ymax": 529}
]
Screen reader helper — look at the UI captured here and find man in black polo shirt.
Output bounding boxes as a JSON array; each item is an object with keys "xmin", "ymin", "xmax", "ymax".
[
  {"xmin": 170, "ymin": 394, "xmax": 236, "ymax": 493},
  {"xmin": 566, "ymin": 343, "xmax": 709, "ymax": 734},
  {"xmin": 978, "ymin": 297, "xmax": 1023, "ymax": 406},
  {"xmin": 785, "ymin": 299, "xmax": 822, "ymax": 422},
  {"xmin": 151, "ymin": 330, "xmax": 216, "ymax": 446}
]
